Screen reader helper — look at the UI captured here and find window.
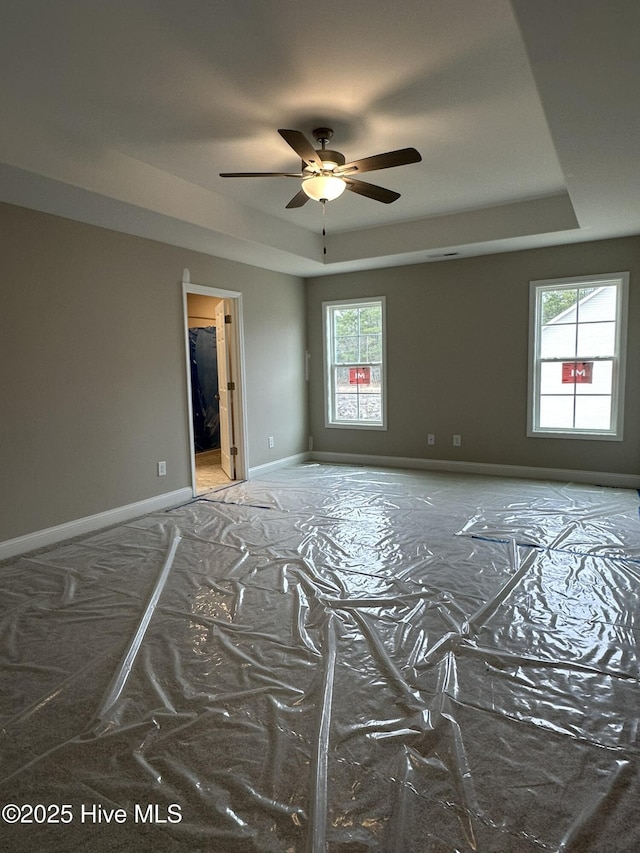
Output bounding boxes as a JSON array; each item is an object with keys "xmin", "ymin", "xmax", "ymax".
[
  {"xmin": 528, "ymin": 273, "xmax": 628, "ymax": 439},
  {"xmin": 323, "ymin": 297, "xmax": 386, "ymax": 429}
]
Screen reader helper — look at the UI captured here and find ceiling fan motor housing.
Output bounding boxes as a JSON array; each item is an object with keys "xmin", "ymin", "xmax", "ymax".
[{"xmin": 303, "ymin": 149, "xmax": 346, "ymax": 174}]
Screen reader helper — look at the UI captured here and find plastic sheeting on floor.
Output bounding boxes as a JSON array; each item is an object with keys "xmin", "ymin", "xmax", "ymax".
[{"xmin": 1, "ymin": 464, "xmax": 639, "ymax": 852}]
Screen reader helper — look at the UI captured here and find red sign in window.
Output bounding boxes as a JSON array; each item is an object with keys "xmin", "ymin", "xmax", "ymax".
[
  {"xmin": 562, "ymin": 362, "xmax": 593, "ymax": 383},
  {"xmin": 349, "ymin": 367, "xmax": 371, "ymax": 385}
]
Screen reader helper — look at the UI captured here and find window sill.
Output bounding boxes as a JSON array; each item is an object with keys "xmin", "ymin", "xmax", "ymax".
[
  {"xmin": 326, "ymin": 421, "xmax": 387, "ymax": 431},
  {"xmin": 527, "ymin": 428, "xmax": 623, "ymax": 441}
]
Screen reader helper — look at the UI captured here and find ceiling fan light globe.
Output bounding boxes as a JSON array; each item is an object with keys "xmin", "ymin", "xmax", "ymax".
[{"xmin": 301, "ymin": 175, "xmax": 346, "ymax": 202}]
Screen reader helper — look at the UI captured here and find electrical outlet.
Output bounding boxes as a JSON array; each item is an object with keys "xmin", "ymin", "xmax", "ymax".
[
  {"xmin": 268, "ymin": 436, "xmax": 275, "ymax": 448},
  {"xmin": 427, "ymin": 434, "xmax": 435, "ymax": 445},
  {"xmin": 453, "ymin": 435, "xmax": 461, "ymax": 447},
  {"xmin": 157, "ymin": 461, "xmax": 167, "ymax": 476}
]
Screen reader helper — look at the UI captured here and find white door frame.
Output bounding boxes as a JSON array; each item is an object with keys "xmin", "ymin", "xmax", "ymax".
[{"xmin": 182, "ymin": 280, "xmax": 248, "ymax": 495}]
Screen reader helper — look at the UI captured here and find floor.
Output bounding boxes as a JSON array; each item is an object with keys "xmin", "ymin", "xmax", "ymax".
[
  {"xmin": 1, "ymin": 463, "xmax": 639, "ymax": 852},
  {"xmin": 195, "ymin": 447, "xmax": 231, "ymax": 493}
]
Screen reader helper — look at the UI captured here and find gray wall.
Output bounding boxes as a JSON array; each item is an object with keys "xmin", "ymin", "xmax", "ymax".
[
  {"xmin": 3, "ymin": 199, "xmax": 639, "ymax": 545},
  {"xmin": 0, "ymin": 202, "xmax": 307, "ymax": 542},
  {"xmin": 306, "ymin": 236, "xmax": 640, "ymax": 476}
]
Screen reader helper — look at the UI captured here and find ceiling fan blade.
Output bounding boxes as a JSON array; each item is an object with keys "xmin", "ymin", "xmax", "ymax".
[
  {"xmin": 278, "ymin": 129, "xmax": 323, "ymax": 171},
  {"xmin": 337, "ymin": 147, "xmax": 422, "ymax": 175},
  {"xmin": 344, "ymin": 178, "xmax": 400, "ymax": 204},
  {"xmin": 286, "ymin": 189, "xmax": 310, "ymax": 209},
  {"xmin": 219, "ymin": 172, "xmax": 302, "ymax": 177}
]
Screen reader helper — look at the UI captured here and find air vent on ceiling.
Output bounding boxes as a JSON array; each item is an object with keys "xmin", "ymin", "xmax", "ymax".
[{"xmin": 426, "ymin": 251, "xmax": 460, "ymax": 260}]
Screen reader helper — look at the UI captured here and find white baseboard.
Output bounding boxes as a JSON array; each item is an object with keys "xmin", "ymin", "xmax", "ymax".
[
  {"xmin": 310, "ymin": 451, "xmax": 640, "ymax": 490},
  {"xmin": 4, "ymin": 455, "xmax": 636, "ymax": 561},
  {"xmin": 0, "ymin": 488, "xmax": 193, "ymax": 561},
  {"xmin": 248, "ymin": 451, "xmax": 312, "ymax": 478}
]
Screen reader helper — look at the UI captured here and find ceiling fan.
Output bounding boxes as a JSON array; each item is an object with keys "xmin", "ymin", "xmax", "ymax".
[{"xmin": 220, "ymin": 127, "xmax": 422, "ymax": 209}]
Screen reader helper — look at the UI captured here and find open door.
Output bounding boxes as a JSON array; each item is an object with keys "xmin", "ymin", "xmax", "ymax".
[
  {"xmin": 183, "ymin": 278, "xmax": 247, "ymax": 497},
  {"xmin": 215, "ymin": 299, "xmax": 235, "ymax": 480}
]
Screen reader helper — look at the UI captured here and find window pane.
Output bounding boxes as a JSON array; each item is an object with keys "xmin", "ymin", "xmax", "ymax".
[
  {"xmin": 574, "ymin": 396, "xmax": 612, "ymax": 430},
  {"xmin": 540, "ymin": 361, "xmax": 567, "ymax": 394},
  {"xmin": 541, "ymin": 288, "xmax": 578, "ymax": 324},
  {"xmin": 335, "ymin": 393, "xmax": 358, "ymax": 421},
  {"xmin": 540, "ymin": 323, "xmax": 577, "ymax": 358},
  {"xmin": 335, "ymin": 365, "xmax": 351, "ymax": 389},
  {"xmin": 334, "ymin": 308, "xmax": 358, "ymax": 335},
  {"xmin": 360, "ymin": 333, "xmax": 382, "ymax": 362},
  {"xmin": 578, "ymin": 286, "xmax": 616, "ymax": 322},
  {"xmin": 359, "ymin": 306, "xmax": 381, "ymax": 333},
  {"xmin": 335, "ymin": 336, "xmax": 358, "ymax": 363},
  {"xmin": 359, "ymin": 395, "xmax": 382, "ymax": 421},
  {"xmin": 539, "ymin": 395, "xmax": 574, "ymax": 429},
  {"xmin": 576, "ymin": 322, "xmax": 616, "ymax": 357},
  {"xmin": 334, "ymin": 390, "xmax": 383, "ymax": 424},
  {"xmin": 358, "ymin": 368, "xmax": 382, "ymax": 394},
  {"xmin": 575, "ymin": 360, "xmax": 613, "ymax": 395}
]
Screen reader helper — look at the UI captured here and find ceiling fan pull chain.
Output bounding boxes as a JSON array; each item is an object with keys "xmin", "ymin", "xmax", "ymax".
[{"xmin": 322, "ymin": 199, "xmax": 327, "ymax": 256}]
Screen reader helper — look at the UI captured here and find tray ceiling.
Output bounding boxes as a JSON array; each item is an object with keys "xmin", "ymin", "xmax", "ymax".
[{"xmin": 0, "ymin": 0, "xmax": 638, "ymax": 276}]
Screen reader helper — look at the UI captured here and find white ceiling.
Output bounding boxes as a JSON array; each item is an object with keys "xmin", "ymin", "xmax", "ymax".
[{"xmin": 1, "ymin": 0, "xmax": 639, "ymax": 277}]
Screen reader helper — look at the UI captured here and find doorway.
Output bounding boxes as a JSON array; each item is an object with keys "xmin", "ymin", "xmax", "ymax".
[{"xmin": 183, "ymin": 281, "xmax": 247, "ymax": 496}]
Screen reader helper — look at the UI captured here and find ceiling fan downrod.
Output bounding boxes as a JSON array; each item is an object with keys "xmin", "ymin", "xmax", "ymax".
[{"xmin": 308, "ymin": 128, "xmax": 346, "ymax": 173}]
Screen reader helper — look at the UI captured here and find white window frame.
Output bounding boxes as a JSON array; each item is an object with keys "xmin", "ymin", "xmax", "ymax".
[
  {"xmin": 323, "ymin": 296, "xmax": 387, "ymax": 430},
  {"xmin": 527, "ymin": 272, "xmax": 629, "ymax": 440}
]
